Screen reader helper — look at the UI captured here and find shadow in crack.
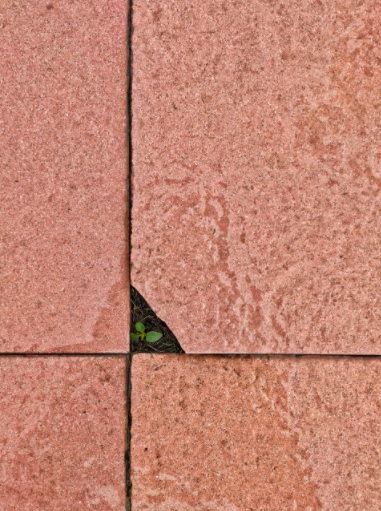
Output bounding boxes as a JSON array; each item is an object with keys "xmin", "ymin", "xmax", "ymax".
[{"xmin": 130, "ymin": 286, "xmax": 185, "ymax": 353}]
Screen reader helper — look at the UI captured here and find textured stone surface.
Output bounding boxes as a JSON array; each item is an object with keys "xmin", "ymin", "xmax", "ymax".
[
  {"xmin": 0, "ymin": 0, "xmax": 129, "ymax": 352},
  {"xmin": 0, "ymin": 356, "xmax": 126, "ymax": 510},
  {"xmin": 131, "ymin": 0, "xmax": 381, "ymax": 353},
  {"xmin": 131, "ymin": 354, "xmax": 381, "ymax": 510}
]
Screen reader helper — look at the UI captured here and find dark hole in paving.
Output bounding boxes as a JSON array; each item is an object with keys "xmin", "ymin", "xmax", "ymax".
[{"xmin": 130, "ymin": 286, "xmax": 184, "ymax": 353}]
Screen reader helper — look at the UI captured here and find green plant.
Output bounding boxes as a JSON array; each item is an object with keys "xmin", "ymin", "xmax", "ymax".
[{"xmin": 130, "ymin": 322, "xmax": 163, "ymax": 343}]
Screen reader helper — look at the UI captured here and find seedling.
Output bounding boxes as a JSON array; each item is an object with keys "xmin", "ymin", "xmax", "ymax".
[{"xmin": 130, "ymin": 322, "xmax": 163, "ymax": 343}]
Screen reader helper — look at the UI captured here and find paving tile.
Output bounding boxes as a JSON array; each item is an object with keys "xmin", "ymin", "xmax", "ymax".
[
  {"xmin": 131, "ymin": 354, "xmax": 381, "ymax": 510},
  {"xmin": 131, "ymin": 0, "xmax": 381, "ymax": 353},
  {"xmin": 0, "ymin": 356, "xmax": 126, "ymax": 510},
  {"xmin": 0, "ymin": 0, "xmax": 129, "ymax": 352}
]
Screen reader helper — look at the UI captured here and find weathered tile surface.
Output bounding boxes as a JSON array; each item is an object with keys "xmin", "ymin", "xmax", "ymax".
[
  {"xmin": 131, "ymin": 0, "xmax": 381, "ymax": 353},
  {"xmin": 0, "ymin": 356, "xmax": 126, "ymax": 510},
  {"xmin": 0, "ymin": 0, "xmax": 129, "ymax": 352},
  {"xmin": 131, "ymin": 355, "xmax": 381, "ymax": 510}
]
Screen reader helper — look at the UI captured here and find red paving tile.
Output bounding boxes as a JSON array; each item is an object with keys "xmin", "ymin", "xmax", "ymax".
[
  {"xmin": 0, "ymin": 0, "xmax": 129, "ymax": 352},
  {"xmin": 131, "ymin": 354, "xmax": 381, "ymax": 510},
  {"xmin": 0, "ymin": 356, "xmax": 126, "ymax": 510},
  {"xmin": 131, "ymin": 0, "xmax": 381, "ymax": 353}
]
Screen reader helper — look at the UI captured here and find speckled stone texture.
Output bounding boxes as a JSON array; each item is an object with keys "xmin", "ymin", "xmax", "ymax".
[
  {"xmin": 0, "ymin": 0, "xmax": 128, "ymax": 352},
  {"xmin": 131, "ymin": 355, "xmax": 381, "ymax": 510},
  {"xmin": 0, "ymin": 357, "xmax": 126, "ymax": 510},
  {"xmin": 131, "ymin": 0, "xmax": 381, "ymax": 353}
]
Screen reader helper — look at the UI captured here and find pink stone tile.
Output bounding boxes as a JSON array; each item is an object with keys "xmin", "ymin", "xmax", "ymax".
[
  {"xmin": 131, "ymin": 354, "xmax": 381, "ymax": 510},
  {"xmin": 131, "ymin": 0, "xmax": 381, "ymax": 353},
  {"xmin": 0, "ymin": 356, "xmax": 126, "ymax": 510},
  {"xmin": 0, "ymin": 0, "xmax": 129, "ymax": 352}
]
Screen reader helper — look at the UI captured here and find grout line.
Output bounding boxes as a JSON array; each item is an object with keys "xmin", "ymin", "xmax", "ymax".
[
  {"xmin": 0, "ymin": 353, "xmax": 130, "ymax": 357},
  {"xmin": 0, "ymin": 353, "xmax": 381, "ymax": 357},
  {"xmin": 125, "ymin": 354, "xmax": 132, "ymax": 511},
  {"xmin": 168, "ymin": 353, "xmax": 381, "ymax": 358},
  {"xmin": 126, "ymin": 0, "xmax": 134, "ymax": 508},
  {"xmin": 127, "ymin": 0, "xmax": 133, "ymax": 356}
]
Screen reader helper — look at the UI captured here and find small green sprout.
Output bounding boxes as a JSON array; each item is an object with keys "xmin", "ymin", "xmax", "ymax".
[{"xmin": 130, "ymin": 322, "xmax": 163, "ymax": 343}]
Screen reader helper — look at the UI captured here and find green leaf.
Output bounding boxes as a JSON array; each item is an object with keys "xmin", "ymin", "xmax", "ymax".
[
  {"xmin": 130, "ymin": 333, "xmax": 139, "ymax": 341},
  {"xmin": 146, "ymin": 331, "xmax": 163, "ymax": 343},
  {"xmin": 135, "ymin": 322, "xmax": 146, "ymax": 333}
]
